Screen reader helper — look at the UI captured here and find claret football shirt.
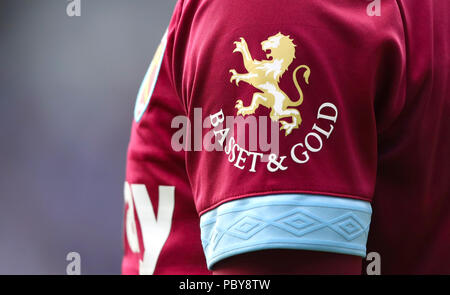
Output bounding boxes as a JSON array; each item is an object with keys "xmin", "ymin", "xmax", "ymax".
[
  {"xmin": 122, "ymin": 29, "xmax": 210, "ymax": 275},
  {"xmin": 123, "ymin": 0, "xmax": 449, "ymax": 274}
]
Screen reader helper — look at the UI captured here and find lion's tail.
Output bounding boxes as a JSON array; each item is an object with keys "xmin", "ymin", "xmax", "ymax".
[{"xmin": 290, "ymin": 65, "xmax": 311, "ymax": 107}]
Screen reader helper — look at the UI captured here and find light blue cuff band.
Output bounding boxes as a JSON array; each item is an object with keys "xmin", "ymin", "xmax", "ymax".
[{"xmin": 200, "ymin": 194, "xmax": 372, "ymax": 269}]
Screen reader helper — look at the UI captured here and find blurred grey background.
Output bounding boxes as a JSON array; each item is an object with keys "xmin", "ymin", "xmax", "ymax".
[{"xmin": 0, "ymin": 0, "xmax": 177, "ymax": 274}]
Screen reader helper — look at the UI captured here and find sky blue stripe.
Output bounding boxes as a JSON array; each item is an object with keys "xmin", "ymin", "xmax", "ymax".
[{"xmin": 200, "ymin": 193, "xmax": 372, "ymax": 269}]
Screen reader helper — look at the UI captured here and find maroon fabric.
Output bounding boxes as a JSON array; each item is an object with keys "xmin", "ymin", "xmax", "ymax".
[
  {"xmin": 213, "ymin": 250, "xmax": 363, "ymax": 275},
  {"xmin": 365, "ymin": 1, "xmax": 450, "ymax": 274},
  {"xmin": 123, "ymin": 0, "xmax": 450, "ymax": 274},
  {"xmin": 122, "ymin": 3, "xmax": 210, "ymax": 274}
]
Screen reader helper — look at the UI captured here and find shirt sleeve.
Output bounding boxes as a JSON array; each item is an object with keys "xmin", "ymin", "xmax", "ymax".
[
  {"xmin": 122, "ymin": 1, "xmax": 210, "ymax": 275},
  {"xmin": 170, "ymin": 0, "xmax": 406, "ymax": 270}
]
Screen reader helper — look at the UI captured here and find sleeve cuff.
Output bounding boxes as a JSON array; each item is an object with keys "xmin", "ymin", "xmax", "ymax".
[{"xmin": 200, "ymin": 193, "xmax": 372, "ymax": 270}]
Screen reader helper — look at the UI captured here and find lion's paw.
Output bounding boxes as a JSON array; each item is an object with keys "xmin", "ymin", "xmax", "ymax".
[
  {"xmin": 235, "ymin": 99, "xmax": 244, "ymax": 110},
  {"xmin": 235, "ymin": 101, "xmax": 255, "ymax": 117},
  {"xmin": 233, "ymin": 37, "xmax": 247, "ymax": 53},
  {"xmin": 229, "ymin": 70, "xmax": 241, "ymax": 86},
  {"xmin": 270, "ymin": 115, "xmax": 280, "ymax": 122},
  {"xmin": 280, "ymin": 121, "xmax": 296, "ymax": 136}
]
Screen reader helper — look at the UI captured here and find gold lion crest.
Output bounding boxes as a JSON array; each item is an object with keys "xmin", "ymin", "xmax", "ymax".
[{"xmin": 229, "ymin": 32, "xmax": 311, "ymax": 136}]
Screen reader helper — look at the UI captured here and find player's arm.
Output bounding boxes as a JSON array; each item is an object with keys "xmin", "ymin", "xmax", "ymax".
[
  {"xmin": 122, "ymin": 1, "xmax": 210, "ymax": 275},
  {"xmin": 170, "ymin": 0, "xmax": 405, "ymax": 274}
]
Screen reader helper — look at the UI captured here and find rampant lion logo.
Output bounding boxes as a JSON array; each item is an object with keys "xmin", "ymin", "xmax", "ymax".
[{"xmin": 229, "ymin": 32, "xmax": 311, "ymax": 136}]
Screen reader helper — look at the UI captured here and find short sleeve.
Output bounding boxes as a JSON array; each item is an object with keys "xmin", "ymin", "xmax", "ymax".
[
  {"xmin": 171, "ymin": 0, "xmax": 406, "ymax": 269},
  {"xmin": 122, "ymin": 1, "xmax": 209, "ymax": 275}
]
